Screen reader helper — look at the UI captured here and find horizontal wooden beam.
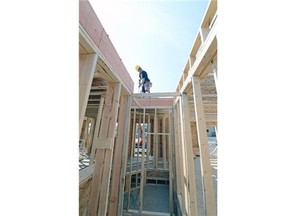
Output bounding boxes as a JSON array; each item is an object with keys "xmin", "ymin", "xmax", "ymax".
[
  {"xmin": 86, "ymin": 105, "xmax": 100, "ymax": 108},
  {"xmin": 88, "ymin": 99, "xmax": 101, "ymax": 102},
  {"xmin": 147, "ymin": 132, "xmax": 170, "ymax": 135},
  {"xmin": 130, "ymin": 106, "xmax": 173, "ymax": 109},
  {"xmin": 133, "ymin": 92, "xmax": 180, "ymax": 98},
  {"xmin": 126, "ymin": 209, "xmax": 170, "ymax": 216},
  {"xmin": 89, "ymin": 91, "xmax": 106, "ymax": 96},
  {"xmin": 132, "ymin": 98, "xmax": 174, "ymax": 108},
  {"xmin": 179, "ymin": 16, "xmax": 217, "ymax": 93},
  {"xmin": 90, "ymin": 86, "xmax": 107, "ymax": 90}
]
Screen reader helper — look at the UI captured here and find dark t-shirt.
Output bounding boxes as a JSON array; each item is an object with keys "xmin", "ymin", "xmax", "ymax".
[{"xmin": 139, "ymin": 70, "xmax": 150, "ymax": 82}]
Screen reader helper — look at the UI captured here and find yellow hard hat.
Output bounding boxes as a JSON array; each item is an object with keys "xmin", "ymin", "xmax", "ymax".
[{"xmin": 135, "ymin": 65, "xmax": 141, "ymax": 71}]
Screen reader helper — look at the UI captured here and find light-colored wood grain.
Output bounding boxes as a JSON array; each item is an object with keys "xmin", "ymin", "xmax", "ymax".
[
  {"xmin": 108, "ymin": 95, "xmax": 128, "ymax": 216},
  {"xmin": 89, "ymin": 96, "xmax": 104, "ymax": 165},
  {"xmin": 146, "ymin": 114, "xmax": 151, "ymax": 169},
  {"xmin": 178, "ymin": 97, "xmax": 189, "ymax": 215},
  {"xmin": 182, "ymin": 93, "xmax": 198, "ymax": 216},
  {"xmin": 175, "ymin": 101, "xmax": 187, "ymax": 214},
  {"xmin": 139, "ymin": 108, "xmax": 146, "ymax": 213},
  {"xmin": 98, "ymin": 82, "xmax": 121, "ymax": 216},
  {"xmin": 94, "ymin": 137, "xmax": 113, "ymax": 150},
  {"xmin": 168, "ymin": 110, "xmax": 174, "ymax": 216},
  {"xmin": 127, "ymin": 108, "xmax": 136, "ymax": 210},
  {"xmin": 192, "ymin": 75, "xmax": 216, "ymax": 216},
  {"xmin": 162, "ymin": 117, "xmax": 167, "ymax": 170},
  {"xmin": 117, "ymin": 95, "xmax": 132, "ymax": 216},
  {"xmin": 79, "ymin": 53, "xmax": 98, "ymax": 135}
]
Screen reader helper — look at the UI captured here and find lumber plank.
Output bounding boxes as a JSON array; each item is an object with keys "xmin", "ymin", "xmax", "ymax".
[
  {"xmin": 162, "ymin": 117, "xmax": 167, "ymax": 170},
  {"xmin": 94, "ymin": 137, "xmax": 113, "ymax": 149},
  {"xmin": 133, "ymin": 92, "xmax": 180, "ymax": 98},
  {"xmin": 89, "ymin": 96, "xmax": 104, "ymax": 165},
  {"xmin": 136, "ymin": 113, "xmax": 141, "ymax": 186},
  {"xmin": 88, "ymin": 82, "xmax": 116, "ymax": 215},
  {"xmin": 192, "ymin": 75, "xmax": 216, "ymax": 216},
  {"xmin": 168, "ymin": 110, "xmax": 174, "ymax": 216},
  {"xmin": 182, "ymin": 93, "xmax": 198, "ymax": 215},
  {"xmin": 117, "ymin": 95, "xmax": 132, "ymax": 216},
  {"xmin": 98, "ymin": 82, "xmax": 121, "ymax": 216},
  {"xmin": 146, "ymin": 114, "xmax": 151, "ymax": 169},
  {"xmin": 79, "ymin": 53, "xmax": 98, "ymax": 135},
  {"xmin": 154, "ymin": 109, "xmax": 158, "ymax": 169},
  {"xmin": 87, "ymin": 118, "xmax": 96, "ymax": 155},
  {"xmin": 127, "ymin": 108, "xmax": 136, "ymax": 210},
  {"xmin": 108, "ymin": 95, "xmax": 128, "ymax": 216},
  {"xmin": 177, "ymin": 100, "xmax": 188, "ymax": 214},
  {"xmin": 139, "ymin": 108, "xmax": 146, "ymax": 213}
]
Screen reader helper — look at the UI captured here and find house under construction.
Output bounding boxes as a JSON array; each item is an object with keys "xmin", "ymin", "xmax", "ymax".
[{"xmin": 79, "ymin": 0, "xmax": 217, "ymax": 215}]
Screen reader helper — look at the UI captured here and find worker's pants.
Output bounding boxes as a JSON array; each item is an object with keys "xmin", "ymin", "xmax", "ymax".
[{"xmin": 141, "ymin": 82, "xmax": 150, "ymax": 93}]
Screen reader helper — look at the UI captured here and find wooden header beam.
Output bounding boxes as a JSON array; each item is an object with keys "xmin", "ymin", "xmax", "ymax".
[
  {"xmin": 133, "ymin": 92, "xmax": 180, "ymax": 98},
  {"xmin": 131, "ymin": 97, "xmax": 175, "ymax": 108}
]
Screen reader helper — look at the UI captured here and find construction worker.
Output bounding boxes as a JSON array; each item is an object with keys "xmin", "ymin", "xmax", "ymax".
[{"xmin": 135, "ymin": 65, "xmax": 151, "ymax": 93}]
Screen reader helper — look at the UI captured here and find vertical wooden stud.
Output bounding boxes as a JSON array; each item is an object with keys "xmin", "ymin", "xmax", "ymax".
[
  {"xmin": 117, "ymin": 96, "xmax": 132, "ymax": 216},
  {"xmin": 176, "ymin": 101, "xmax": 187, "ymax": 214},
  {"xmin": 89, "ymin": 96, "xmax": 104, "ymax": 165},
  {"xmin": 146, "ymin": 114, "xmax": 151, "ymax": 169},
  {"xmin": 163, "ymin": 116, "xmax": 167, "ymax": 170},
  {"xmin": 168, "ymin": 109, "xmax": 174, "ymax": 216},
  {"xmin": 88, "ymin": 82, "xmax": 121, "ymax": 216},
  {"xmin": 139, "ymin": 108, "xmax": 146, "ymax": 213},
  {"xmin": 192, "ymin": 75, "xmax": 216, "ymax": 216},
  {"xmin": 98, "ymin": 82, "xmax": 121, "ymax": 216},
  {"xmin": 108, "ymin": 95, "xmax": 132, "ymax": 216},
  {"xmin": 108, "ymin": 95, "xmax": 128, "ymax": 215},
  {"xmin": 127, "ymin": 108, "xmax": 136, "ymax": 210},
  {"xmin": 182, "ymin": 93, "xmax": 198, "ymax": 216},
  {"xmin": 79, "ymin": 53, "xmax": 98, "ymax": 135}
]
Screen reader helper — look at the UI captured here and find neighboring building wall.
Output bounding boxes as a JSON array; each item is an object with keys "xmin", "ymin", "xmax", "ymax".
[{"xmin": 207, "ymin": 125, "xmax": 216, "ymax": 137}]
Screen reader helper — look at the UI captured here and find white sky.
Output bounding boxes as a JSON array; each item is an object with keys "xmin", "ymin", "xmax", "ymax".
[{"xmin": 90, "ymin": 0, "xmax": 209, "ymax": 93}]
